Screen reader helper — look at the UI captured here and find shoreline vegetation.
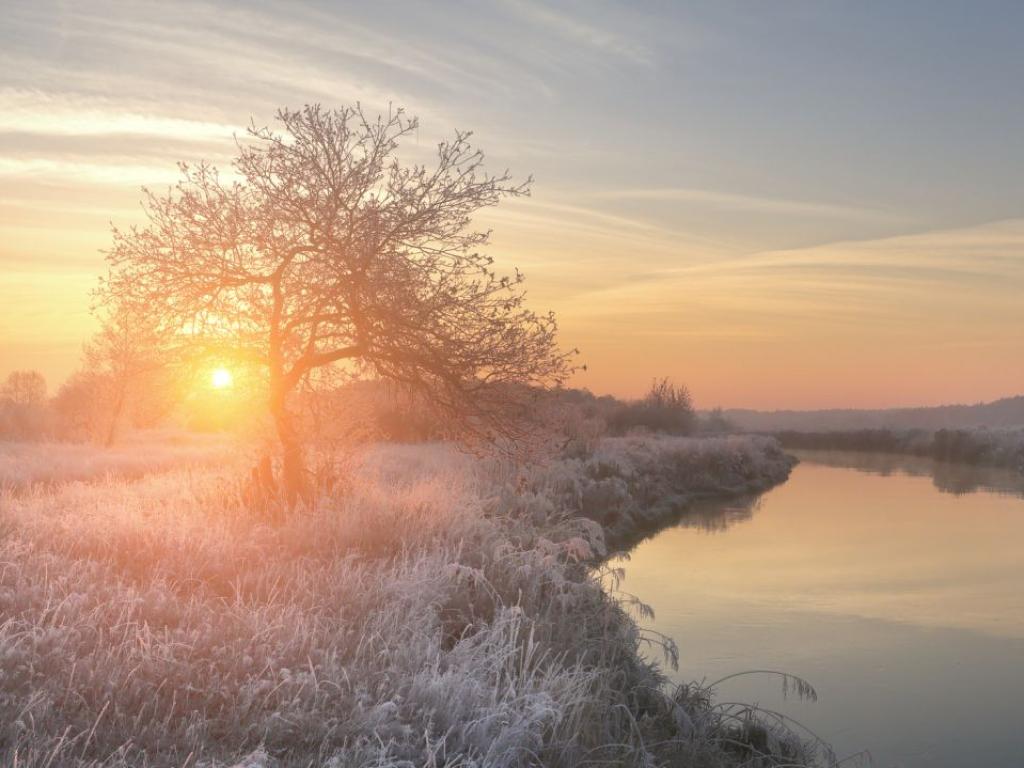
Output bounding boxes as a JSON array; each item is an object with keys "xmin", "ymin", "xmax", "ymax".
[
  {"xmin": 538, "ymin": 435, "xmax": 796, "ymax": 554},
  {"xmin": 793, "ymin": 448, "xmax": 1024, "ymax": 500},
  {"xmin": 0, "ymin": 433, "xmax": 827, "ymax": 768},
  {"xmin": 773, "ymin": 427, "xmax": 1024, "ymax": 475}
]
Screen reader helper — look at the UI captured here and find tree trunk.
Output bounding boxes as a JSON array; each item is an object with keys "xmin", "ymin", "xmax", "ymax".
[
  {"xmin": 269, "ymin": 383, "xmax": 306, "ymax": 507},
  {"xmin": 104, "ymin": 386, "xmax": 127, "ymax": 447},
  {"xmin": 279, "ymin": 432, "xmax": 306, "ymax": 507}
]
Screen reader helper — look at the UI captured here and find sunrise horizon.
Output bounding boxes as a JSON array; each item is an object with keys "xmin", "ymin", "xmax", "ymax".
[
  {"xmin": 6, "ymin": 159, "xmax": 1024, "ymax": 412},
  {"xmin": 4, "ymin": 1, "xmax": 1024, "ymax": 412}
]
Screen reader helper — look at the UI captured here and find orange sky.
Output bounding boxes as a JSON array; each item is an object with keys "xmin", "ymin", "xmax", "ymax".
[{"xmin": 2, "ymin": 2, "xmax": 1023, "ymax": 410}]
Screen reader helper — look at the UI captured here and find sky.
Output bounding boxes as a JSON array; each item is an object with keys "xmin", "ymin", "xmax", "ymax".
[{"xmin": 2, "ymin": 0, "xmax": 1023, "ymax": 410}]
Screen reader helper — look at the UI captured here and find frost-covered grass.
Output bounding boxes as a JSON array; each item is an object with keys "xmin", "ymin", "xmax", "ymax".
[
  {"xmin": 0, "ymin": 430, "xmax": 236, "ymax": 490},
  {"xmin": 0, "ymin": 436, "xmax": 819, "ymax": 767},
  {"xmin": 531, "ymin": 435, "xmax": 797, "ymax": 551}
]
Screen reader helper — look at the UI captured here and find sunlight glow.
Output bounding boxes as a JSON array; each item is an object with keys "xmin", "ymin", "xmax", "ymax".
[{"xmin": 210, "ymin": 367, "xmax": 233, "ymax": 390}]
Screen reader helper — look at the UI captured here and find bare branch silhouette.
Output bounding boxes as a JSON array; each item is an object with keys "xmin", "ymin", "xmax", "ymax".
[{"xmin": 100, "ymin": 104, "xmax": 574, "ymax": 502}]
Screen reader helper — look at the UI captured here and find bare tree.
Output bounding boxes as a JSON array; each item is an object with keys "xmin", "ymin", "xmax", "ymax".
[
  {"xmin": 84, "ymin": 304, "xmax": 169, "ymax": 446},
  {"xmin": 53, "ymin": 370, "xmax": 109, "ymax": 442},
  {"xmin": 2, "ymin": 370, "xmax": 46, "ymax": 407},
  {"xmin": 609, "ymin": 378, "xmax": 696, "ymax": 436},
  {"xmin": 0, "ymin": 370, "xmax": 49, "ymax": 440},
  {"xmin": 100, "ymin": 104, "xmax": 573, "ymax": 501}
]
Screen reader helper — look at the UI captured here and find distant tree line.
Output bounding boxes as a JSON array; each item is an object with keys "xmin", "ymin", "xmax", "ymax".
[
  {"xmin": 361, "ymin": 377, "xmax": 730, "ymax": 446},
  {"xmin": 1, "ymin": 366, "xmax": 723, "ymax": 458},
  {"xmin": 0, "ymin": 303, "xmax": 178, "ymax": 444},
  {"xmin": 775, "ymin": 428, "xmax": 1024, "ymax": 473},
  {"xmin": 0, "ymin": 364, "xmax": 170, "ymax": 445}
]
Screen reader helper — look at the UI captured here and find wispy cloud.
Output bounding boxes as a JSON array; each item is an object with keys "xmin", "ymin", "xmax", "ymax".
[
  {"xmin": 0, "ymin": 156, "xmax": 184, "ymax": 186},
  {"xmin": 3, "ymin": 1, "xmax": 1023, "ymax": 405},
  {"xmin": 540, "ymin": 218, "xmax": 1024, "ymax": 351},
  {"xmin": 0, "ymin": 88, "xmax": 241, "ymax": 141},
  {"xmin": 500, "ymin": 0, "xmax": 653, "ymax": 65},
  {"xmin": 593, "ymin": 186, "xmax": 902, "ymax": 222}
]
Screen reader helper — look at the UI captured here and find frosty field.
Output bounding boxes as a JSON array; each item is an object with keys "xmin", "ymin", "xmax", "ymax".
[{"xmin": 0, "ymin": 435, "xmax": 818, "ymax": 768}]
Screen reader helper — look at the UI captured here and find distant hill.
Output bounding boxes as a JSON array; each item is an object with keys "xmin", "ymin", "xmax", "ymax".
[{"xmin": 717, "ymin": 395, "xmax": 1024, "ymax": 433}]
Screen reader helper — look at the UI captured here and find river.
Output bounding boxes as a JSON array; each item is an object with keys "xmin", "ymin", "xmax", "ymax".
[{"xmin": 611, "ymin": 450, "xmax": 1024, "ymax": 767}]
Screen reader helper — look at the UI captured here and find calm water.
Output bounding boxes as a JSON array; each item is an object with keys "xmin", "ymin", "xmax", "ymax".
[{"xmin": 612, "ymin": 451, "xmax": 1024, "ymax": 768}]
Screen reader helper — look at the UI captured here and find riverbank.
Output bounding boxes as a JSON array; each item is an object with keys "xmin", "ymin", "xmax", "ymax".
[
  {"xmin": 774, "ymin": 427, "xmax": 1024, "ymax": 474},
  {"xmin": 0, "ymin": 435, "xmax": 816, "ymax": 767},
  {"xmin": 526, "ymin": 435, "xmax": 797, "ymax": 552},
  {"xmin": 791, "ymin": 448, "xmax": 1024, "ymax": 499},
  {"xmin": 609, "ymin": 451, "xmax": 1024, "ymax": 768}
]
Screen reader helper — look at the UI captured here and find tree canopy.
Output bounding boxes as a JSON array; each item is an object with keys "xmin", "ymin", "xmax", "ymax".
[{"xmin": 101, "ymin": 104, "xmax": 573, "ymax": 499}]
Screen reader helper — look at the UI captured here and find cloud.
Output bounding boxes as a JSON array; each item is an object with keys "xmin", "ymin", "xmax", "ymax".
[
  {"xmin": 0, "ymin": 88, "xmax": 241, "ymax": 141},
  {"xmin": 0, "ymin": 157, "xmax": 182, "ymax": 187},
  {"xmin": 1, "ymin": 3, "xmax": 458, "ymax": 124},
  {"xmin": 542, "ymin": 218, "xmax": 1024, "ymax": 345},
  {"xmin": 705, "ymin": 218, "xmax": 1024, "ymax": 282},
  {"xmin": 592, "ymin": 186, "xmax": 902, "ymax": 222},
  {"xmin": 499, "ymin": 0, "xmax": 653, "ymax": 65}
]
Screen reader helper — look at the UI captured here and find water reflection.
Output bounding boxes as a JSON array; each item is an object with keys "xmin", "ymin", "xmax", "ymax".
[
  {"xmin": 793, "ymin": 449, "xmax": 1024, "ymax": 499},
  {"xmin": 613, "ymin": 454, "xmax": 1024, "ymax": 768},
  {"xmin": 630, "ymin": 451, "xmax": 1024, "ymax": 551},
  {"xmin": 679, "ymin": 496, "xmax": 760, "ymax": 532}
]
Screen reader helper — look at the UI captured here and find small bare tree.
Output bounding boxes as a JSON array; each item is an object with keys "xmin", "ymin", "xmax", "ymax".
[
  {"xmin": 100, "ymin": 104, "xmax": 573, "ymax": 502},
  {"xmin": 53, "ymin": 370, "xmax": 108, "ymax": 442},
  {"xmin": 0, "ymin": 370, "xmax": 49, "ymax": 441},
  {"xmin": 1, "ymin": 370, "xmax": 47, "ymax": 408},
  {"xmin": 85, "ymin": 303, "xmax": 170, "ymax": 446},
  {"xmin": 609, "ymin": 378, "xmax": 696, "ymax": 435}
]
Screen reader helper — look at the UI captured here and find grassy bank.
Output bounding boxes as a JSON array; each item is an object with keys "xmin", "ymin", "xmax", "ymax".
[
  {"xmin": 0, "ymin": 436, "xmax": 820, "ymax": 767},
  {"xmin": 526, "ymin": 435, "xmax": 796, "ymax": 552}
]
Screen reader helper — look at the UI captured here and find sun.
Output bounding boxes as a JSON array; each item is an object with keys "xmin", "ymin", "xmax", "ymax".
[{"xmin": 210, "ymin": 367, "xmax": 234, "ymax": 390}]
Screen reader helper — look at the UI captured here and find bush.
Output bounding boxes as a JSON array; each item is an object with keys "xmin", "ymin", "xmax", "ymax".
[{"xmin": 608, "ymin": 378, "xmax": 697, "ymax": 436}]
